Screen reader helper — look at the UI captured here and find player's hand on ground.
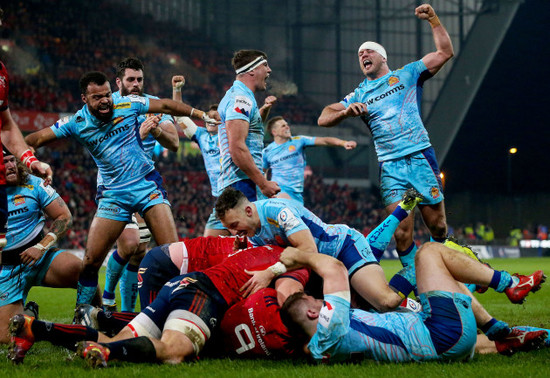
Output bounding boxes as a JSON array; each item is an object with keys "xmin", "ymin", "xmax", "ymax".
[
  {"xmin": 233, "ymin": 235, "xmax": 248, "ymax": 251},
  {"xmin": 140, "ymin": 115, "xmax": 161, "ymax": 139},
  {"xmin": 260, "ymin": 180, "xmax": 281, "ymax": 198},
  {"xmin": 240, "ymin": 269, "xmax": 275, "ymax": 297},
  {"xmin": 172, "ymin": 75, "xmax": 185, "ymax": 90},
  {"xmin": 20, "ymin": 246, "xmax": 44, "ymax": 266},
  {"xmin": 343, "ymin": 102, "xmax": 367, "ymax": 118},
  {"xmin": 415, "ymin": 3, "xmax": 436, "ymax": 20},
  {"xmin": 343, "ymin": 140, "xmax": 357, "ymax": 150}
]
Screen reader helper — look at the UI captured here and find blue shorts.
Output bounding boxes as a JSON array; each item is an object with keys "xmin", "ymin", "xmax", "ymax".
[
  {"xmin": 138, "ymin": 245, "xmax": 180, "ymax": 309},
  {"xmin": 379, "ymin": 147, "xmax": 444, "ymax": 207},
  {"xmin": 230, "ymin": 179, "xmax": 257, "ymax": 202},
  {"xmin": 257, "ymin": 185, "xmax": 304, "ymax": 204},
  {"xmin": 205, "ymin": 208, "xmax": 226, "ymax": 230},
  {"xmin": 0, "ymin": 248, "xmax": 63, "ymax": 307},
  {"xmin": 338, "ymin": 229, "xmax": 377, "ymax": 276},
  {"xmin": 419, "ymin": 291, "xmax": 476, "ymax": 361},
  {"xmin": 140, "ymin": 271, "xmax": 227, "ymax": 337},
  {"xmin": 95, "ymin": 170, "xmax": 170, "ymax": 222}
]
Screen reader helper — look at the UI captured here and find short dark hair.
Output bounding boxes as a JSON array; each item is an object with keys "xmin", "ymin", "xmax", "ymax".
[
  {"xmin": 79, "ymin": 71, "xmax": 109, "ymax": 95},
  {"xmin": 215, "ymin": 187, "xmax": 247, "ymax": 220},
  {"xmin": 280, "ymin": 291, "xmax": 309, "ymax": 339},
  {"xmin": 116, "ymin": 57, "xmax": 145, "ymax": 80},
  {"xmin": 266, "ymin": 116, "xmax": 284, "ymax": 136},
  {"xmin": 208, "ymin": 103, "xmax": 219, "ymax": 112},
  {"xmin": 232, "ymin": 50, "xmax": 267, "ymax": 72}
]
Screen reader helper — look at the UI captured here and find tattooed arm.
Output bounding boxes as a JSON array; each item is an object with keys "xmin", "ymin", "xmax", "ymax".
[{"xmin": 19, "ymin": 196, "xmax": 73, "ymax": 266}]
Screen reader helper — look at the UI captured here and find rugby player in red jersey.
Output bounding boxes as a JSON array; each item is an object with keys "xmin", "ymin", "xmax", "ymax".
[{"xmin": 8, "ymin": 243, "xmax": 307, "ymax": 366}]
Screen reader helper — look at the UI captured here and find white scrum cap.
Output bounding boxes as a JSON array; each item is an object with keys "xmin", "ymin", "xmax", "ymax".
[{"xmin": 358, "ymin": 41, "xmax": 387, "ymax": 59}]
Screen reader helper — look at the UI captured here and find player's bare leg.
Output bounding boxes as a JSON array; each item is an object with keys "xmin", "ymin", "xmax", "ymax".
[
  {"xmin": 78, "ymin": 217, "xmax": 127, "ymax": 305},
  {"xmin": 419, "ymin": 201, "xmax": 447, "ymax": 240},
  {"xmin": 350, "ymin": 264, "xmax": 402, "ymax": 312},
  {"xmin": 143, "ymin": 204, "xmax": 178, "ymax": 245}
]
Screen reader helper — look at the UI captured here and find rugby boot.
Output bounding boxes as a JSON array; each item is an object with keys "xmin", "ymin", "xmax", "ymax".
[
  {"xmin": 23, "ymin": 301, "xmax": 39, "ymax": 319},
  {"xmin": 495, "ymin": 327, "xmax": 548, "ymax": 356},
  {"xmin": 74, "ymin": 304, "xmax": 100, "ymax": 329},
  {"xmin": 8, "ymin": 314, "xmax": 35, "ymax": 364},
  {"xmin": 443, "ymin": 236, "xmax": 482, "ymax": 262},
  {"xmin": 399, "ymin": 188, "xmax": 424, "ymax": 212},
  {"xmin": 505, "ymin": 270, "xmax": 546, "ymax": 304},
  {"xmin": 76, "ymin": 341, "xmax": 110, "ymax": 368}
]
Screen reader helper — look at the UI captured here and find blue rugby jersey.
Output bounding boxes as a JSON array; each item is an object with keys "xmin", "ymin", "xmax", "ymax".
[
  {"xmin": 50, "ymin": 95, "xmax": 153, "ymax": 189},
  {"xmin": 262, "ymin": 136, "xmax": 315, "ymax": 195},
  {"xmin": 218, "ymin": 80, "xmax": 264, "ymax": 190},
  {"xmin": 4, "ymin": 175, "xmax": 59, "ymax": 250},
  {"xmin": 191, "ymin": 126, "xmax": 221, "ymax": 196},
  {"xmin": 249, "ymin": 198, "xmax": 351, "ymax": 259},
  {"xmin": 341, "ymin": 60, "xmax": 432, "ymax": 161}
]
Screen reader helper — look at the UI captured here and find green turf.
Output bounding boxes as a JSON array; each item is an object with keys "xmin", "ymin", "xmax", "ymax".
[{"xmin": 1, "ymin": 258, "xmax": 550, "ymax": 376}]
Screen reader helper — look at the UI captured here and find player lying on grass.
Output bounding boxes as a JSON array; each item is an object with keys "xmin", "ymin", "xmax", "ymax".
[
  {"xmin": 0, "ymin": 148, "xmax": 100, "ymax": 344},
  {"xmin": 279, "ymin": 243, "xmax": 548, "ymax": 363},
  {"xmin": 7, "ymin": 241, "xmax": 548, "ymax": 365},
  {"xmin": 8, "ymin": 244, "xmax": 310, "ymax": 366},
  {"xmin": 8, "ymin": 188, "xmax": 547, "ymax": 363}
]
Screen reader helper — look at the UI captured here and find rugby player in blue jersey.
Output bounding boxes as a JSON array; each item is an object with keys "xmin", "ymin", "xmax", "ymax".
[
  {"xmin": 24, "ymin": 71, "xmax": 217, "ymax": 310},
  {"xmin": 218, "ymin": 50, "xmax": 280, "ymax": 202},
  {"xmin": 318, "ymin": 4, "xmax": 453, "ymax": 268},
  {"xmin": 172, "ymin": 75, "xmax": 229, "ymax": 237},
  {"xmin": 263, "ymin": 115, "xmax": 357, "ymax": 204},
  {"xmin": 101, "ymin": 58, "xmax": 179, "ymax": 313},
  {"xmin": 0, "ymin": 148, "xmax": 93, "ymax": 343},
  {"xmin": 279, "ymin": 244, "xmax": 548, "ymax": 363}
]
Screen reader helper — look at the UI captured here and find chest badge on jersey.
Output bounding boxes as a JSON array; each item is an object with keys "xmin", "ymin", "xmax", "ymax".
[
  {"xmin": 388, "ymin": 76, "xmax": 400, "ymax": 86},
  {"xmin": 112, "ymin": 116, "xmax": 124, "ymax": 126},
  {"xmin": 288, "ymin": 145, "xmax": 296, "ymax": 152},
  {"xmin": 13, "ymin": 195, "xmax": 26, "ymax": 206}
]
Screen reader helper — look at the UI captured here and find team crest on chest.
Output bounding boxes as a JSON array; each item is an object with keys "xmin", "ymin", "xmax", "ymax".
[
  {"xmin": 388, "ymin": 76, "xmax": 400, "ymax": 86},
  {"xmin": 13, "ymin": 195, "xmax": 26, "ymax": 206},
  {"xmin": 288, "ymin": 145, "xmax": 296, "ymax": 152}
]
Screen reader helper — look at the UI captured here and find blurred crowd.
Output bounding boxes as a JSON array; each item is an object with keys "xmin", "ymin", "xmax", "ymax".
[{"xmin": 1, "ymin": 0, "xmax": 321, "ymax": 124}]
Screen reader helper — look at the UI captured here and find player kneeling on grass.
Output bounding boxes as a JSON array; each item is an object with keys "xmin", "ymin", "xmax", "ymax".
[
  {"xmin": 0, "ymin": 147, "xmax": 99, "ymax": 344},
  {"xmin": 279, "ymin": 244, "xmax": 548, "ymax": 363}
]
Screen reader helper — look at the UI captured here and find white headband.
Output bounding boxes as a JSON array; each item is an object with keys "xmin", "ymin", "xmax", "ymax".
[
  {"xmin": 358, "ymin": 41, "xmax": 387, "ymax": 60},
  {"xmin": 235, "ymin": 56, "xmax": 267, "ymax": 75}
]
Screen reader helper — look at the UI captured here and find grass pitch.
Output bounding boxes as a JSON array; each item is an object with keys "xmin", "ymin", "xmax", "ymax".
[{"xmin": 1, "ymin": 257, "xmax": 549, "ymax": 377}]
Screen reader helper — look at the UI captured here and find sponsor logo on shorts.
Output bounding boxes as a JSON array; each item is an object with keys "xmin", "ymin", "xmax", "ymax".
[
  {"xmin": 149, "ymin": 192, "xmax": 160, "ymax": 201},
  {"xmin": 0, "ymin": 292, "xmax": 9, "ymax": 301},
  {"xmin": 13, "ymin": 194, "xmax": 25, "ymax": 206},
  {"xmin": 388, "ymin": 76, "xmax": 400, "ymax": 86},
  {"xmin": 98, "ymin": 205, "xmax": 121, "ymax": 214},
  {"xmin": 431, "ymin": 186, "xmax": 440, "ymax": 199}
]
